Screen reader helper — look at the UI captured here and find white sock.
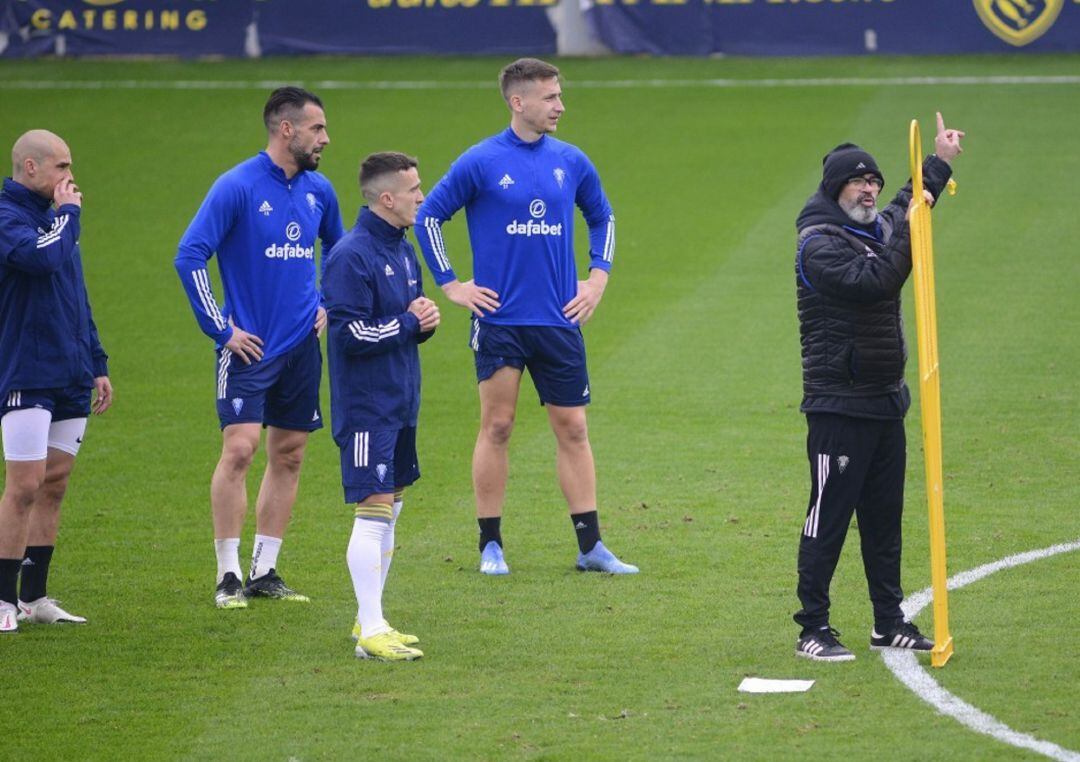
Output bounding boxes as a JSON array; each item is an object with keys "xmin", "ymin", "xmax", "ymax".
[
  {"xmin": 380, "ymin": 500, "xmax": 403, "ymax": 593},
  {"xmin": 250, "ymin": 534, "xmax": 282, "ymax": 580},
  {"xmin": 348, "ymin": 517, "xmax": 389, "ymax": 638},
  {"xmin": 214, "ymin": 538, "xmax": 242, "ymax": 584}
]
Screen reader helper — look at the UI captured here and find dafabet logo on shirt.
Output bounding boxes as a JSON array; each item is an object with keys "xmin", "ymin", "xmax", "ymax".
[
  {"xmin": 265, "ymin": 223, "xmax": 313, "ymax": 260},
  {"xmin": 505, "ymin": 198, "xmax": 563, "ymax": 238}
]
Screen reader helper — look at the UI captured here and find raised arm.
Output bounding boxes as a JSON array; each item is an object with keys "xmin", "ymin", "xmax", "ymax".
[{"xmin": 0, "ymin": 180, "xmax": 83, "ymax": 275}]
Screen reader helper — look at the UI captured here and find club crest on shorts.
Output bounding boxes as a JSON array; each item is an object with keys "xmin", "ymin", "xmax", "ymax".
[
  {"xmin": 375, "ymin": 463, "xmax": 388, "ymax": 482},
  {"xmin": 972, "ymin": 0, "xmax": 1063, "ymax": 46},
  {"xmin": 837, "ymin": 455, "xmax": 850, "ymax": 474},
  {"xmin": 231, "ymin": 398, "xmax": 244, "ymax": 415}
]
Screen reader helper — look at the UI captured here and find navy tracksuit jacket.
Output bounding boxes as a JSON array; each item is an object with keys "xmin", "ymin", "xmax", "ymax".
[{"xmin": 0, "ymin": 178, "xmax": 108, "ymax": 398}]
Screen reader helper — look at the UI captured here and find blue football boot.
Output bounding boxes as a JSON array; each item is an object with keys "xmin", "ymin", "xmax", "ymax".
[
  {"xmin": 479, "ymin": 541, "xmax": 510, "ymax": 575},
  {"xmin": 576, "ymin": 541, "xmax": 639, "ymax": 574}
]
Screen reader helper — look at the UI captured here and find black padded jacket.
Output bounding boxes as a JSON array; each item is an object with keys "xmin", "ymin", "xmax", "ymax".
[{"xmin": 794, "ymin": 155, "xmax": 952, "ymax": 419}]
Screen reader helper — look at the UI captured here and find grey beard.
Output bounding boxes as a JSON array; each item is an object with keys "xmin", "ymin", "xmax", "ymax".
[{"xmin": 841, "ymin": 198, "xmax": 878, "ymax": 225}]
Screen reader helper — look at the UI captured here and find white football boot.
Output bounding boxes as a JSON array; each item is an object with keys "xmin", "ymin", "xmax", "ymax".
[
  {"xmin": 0, "ymin": 601, "xmax": 17, "ymax": 633},
  {"xmin": 17, "ymin": 597, "xmax": 87, "ymax": 624}
]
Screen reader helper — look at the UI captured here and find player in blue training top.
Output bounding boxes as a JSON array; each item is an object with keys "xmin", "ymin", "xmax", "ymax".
[
  {"xmin": 175, "ymin": 87, "xmax": 344, "ymax": 609},
  {"xmin": 414, "ymin": 58, "xmax": 638, "ymax": 576},
  {"xmin": 0, "ymin": 130, "xmax": 113, "ymax": 633},
  {"xmin": 324, "ymin": 152, "xmax": 439, "ymax": 662}
]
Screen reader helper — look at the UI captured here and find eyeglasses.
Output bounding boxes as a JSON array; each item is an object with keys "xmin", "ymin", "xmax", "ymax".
[{"xmin": 847, "ymin": 176, "xmax": 883, "ymax": 190}]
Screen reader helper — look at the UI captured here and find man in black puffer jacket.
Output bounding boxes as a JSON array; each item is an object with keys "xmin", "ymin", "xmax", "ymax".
[{"xmin": 792, "ymin": 113, "xmax": 964, "ymax": 662}]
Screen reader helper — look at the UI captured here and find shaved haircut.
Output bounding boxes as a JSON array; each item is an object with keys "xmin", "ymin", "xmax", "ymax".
[
  {"xmin": 263, "ymin": 87, "xmax": 323, "ymax": 133},
  {"xmin": 360, "ymin": 152, "xmax": 418, "ymax": 203},
  {"xmin": 12, "ymin": 129, "xmax": 66, "ymax": 180}
]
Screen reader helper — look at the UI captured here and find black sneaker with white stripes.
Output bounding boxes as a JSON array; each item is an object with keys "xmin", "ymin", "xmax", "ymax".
[
  {"xmin": 795, "ymin": 626, "xmax": 855, "ymax": 662},
  {"xmin": 870, "ymin": 620, "xmax": 933, "ymax": 651}
]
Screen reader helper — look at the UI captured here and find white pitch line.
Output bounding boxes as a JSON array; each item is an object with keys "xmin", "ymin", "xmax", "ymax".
[
  {"xmin": 883, "ymin": 539, "xmax": 1080, "ymax": 762},
  {"xmin": 1, "ymin": 75, "xmax": 1079, "ymax": 91}
]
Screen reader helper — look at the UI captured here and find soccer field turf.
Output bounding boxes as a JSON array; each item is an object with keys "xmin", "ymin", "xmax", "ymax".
[{"xmin": 1, "ymin": 55, "xmax": 1078, "ymax": 759}]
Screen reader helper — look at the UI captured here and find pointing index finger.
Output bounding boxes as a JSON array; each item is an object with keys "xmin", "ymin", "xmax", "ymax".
[{"xmin": 936, "ymin": 111, "xmax": 946, "ymax": 136}]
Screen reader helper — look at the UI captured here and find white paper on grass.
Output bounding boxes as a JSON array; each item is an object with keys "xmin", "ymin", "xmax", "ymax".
[{"xmin": 737, "ymin": 677, "xmax": 815, "ymax": 694}]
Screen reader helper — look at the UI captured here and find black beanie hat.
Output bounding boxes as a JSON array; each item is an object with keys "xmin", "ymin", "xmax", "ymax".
[{"xmin": 821, "ymin": 143, "xmax": 884, "ymax": 200}]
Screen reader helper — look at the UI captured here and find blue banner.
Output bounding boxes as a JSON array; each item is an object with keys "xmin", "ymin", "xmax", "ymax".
[
  {"xmin": 0, "ymin": 0, "xmax": 252, "ymax": 58},
  {"xmin": 255, "ymin": 0, "xmax": 556, "ymax": 56},
  {"xmin": 4, "ymin": 0, "xmax": 1075, "ymax": 57},
  {"xmin": 0, "ymin": 0, "xmax": 556, "ymax": 57},
  {"xmin": 585, "ymin": 0, "xmax": 1080, "ymax": 56}
]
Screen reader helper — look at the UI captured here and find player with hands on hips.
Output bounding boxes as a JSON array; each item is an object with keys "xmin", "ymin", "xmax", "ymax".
[
  {"xmin": 414, "ymin": 58, "xmax": 636, "ymax": 577},
  {"xmin": 174, "ymin": 87, "xmax": 344, "ymax": 610}
]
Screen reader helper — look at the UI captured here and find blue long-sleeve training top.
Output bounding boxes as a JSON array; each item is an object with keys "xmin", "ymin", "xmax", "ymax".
[
  {"xmin": 324, "ymin": 207, "xmax": 434, "ymax": 442},
  {"xmin": 175, "ymin": 152, "xmax": 344, "ymax": 360},
  {"xmin": 414, "ymin": 128, "xmax": 614, "ymax": 328},
  {"xmin": 0, "ymin": 178, "xmax": 108, "ymax": 396}
]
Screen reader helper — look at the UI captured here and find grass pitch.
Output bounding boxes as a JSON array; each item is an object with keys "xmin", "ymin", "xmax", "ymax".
[{"xmin": 1, "ymin": 55, "xmax": 1078, "ymax": 760}]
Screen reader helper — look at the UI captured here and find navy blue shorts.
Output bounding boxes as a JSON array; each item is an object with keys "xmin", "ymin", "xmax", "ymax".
[
  {"xmin": 215, "ymin": 331, "xmax": 323, "ymax": 431},
  {"xmin": 1, "ymin": 386, "xmax": 92, "ymax": 422},
  {"xmin": 339, "ymin": 426, "xmax": 420, "ymax": 504},
  {"xmin": 471, "ymin": 318, "xmax": 590, "ymax": 407}
]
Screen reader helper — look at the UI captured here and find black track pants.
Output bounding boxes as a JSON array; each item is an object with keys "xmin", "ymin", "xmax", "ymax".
[{"xmin": 794, "ymin": 413, "xmax": 906, "ymax": 631}]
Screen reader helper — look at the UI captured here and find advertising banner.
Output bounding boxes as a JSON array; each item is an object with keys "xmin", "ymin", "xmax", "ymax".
[
  {"xmin": 585, "ymin": 0, "xmax": 1080, "ymax": 56},
  {"xmin": 0, "ymin": 0, "xmax": 556, "ymax": 57},
  {"xmin": 4, "ymin": 0, "xmax": 1075, "ymax": 57},
  {"xmin": 0, "ymin": 0, "xmax": 252, "ymax": 58},
  {"xmin": 255, "ymin": 0, "xmax": 556, "ymax": 56}
]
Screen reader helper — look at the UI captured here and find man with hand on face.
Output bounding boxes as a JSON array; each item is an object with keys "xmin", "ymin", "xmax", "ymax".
[
  {"xmin": 792, "ymin": 112, "xmax": 964, "ymax": 662},
  {"xmin": 175, "ymin": 87, "xmax": 344, "ymax": 609},
  {"xmin": 414, "ymin": 58, "xmax": 636, "ymax": 577},
  {"xmin": 323, "ymin": 152, "xmax": 438, "ymax": 662},
  {"xmin": 0, "ymin": 129, "xmax": 112, "ymax": 632}
]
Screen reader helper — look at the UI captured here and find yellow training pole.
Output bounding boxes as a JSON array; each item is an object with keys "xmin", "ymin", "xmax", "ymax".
[{"xmin": 909, "ymin": 119, "xmax": 954, "ymax": 667}]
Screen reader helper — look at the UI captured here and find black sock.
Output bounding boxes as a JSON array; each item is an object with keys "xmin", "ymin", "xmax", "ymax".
[
  {"xmin": 477, "ymin": 517, "xmax": 502, "ymax": 552},
  {"xmin": 0, "ymin": 558, "xmax": 21, "ymax": 606},
  {"xmin": 19, "ymin": 545, "xmax": 54, "ymax": 603},
  {"xmin": 571, "ymin": 511, "xmax": 601, "ymax": 554}
]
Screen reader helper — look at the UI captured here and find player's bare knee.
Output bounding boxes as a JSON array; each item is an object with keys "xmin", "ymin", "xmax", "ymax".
[
  {"xmin": 219, "ymin": 438, "xmax": 257, "ymax": 473},
  {"xmin": 482, "ymin": 415, "xmax": 516, "ymax": 446},
  {"xmin": 550, "ymin": 411, "xmax": 589, "ymax": 446},
  {"xmin": 39, "ymin": 475, "xmax": 70, "ymax": 508},
  {"xmin": 269, "ymin": 445, "xmax": 304, "ymax": 475},
  {"xmin": 1, "ymin": 475, "xmax": 43, "ymax": 511},
  {"xmin": 43, "ymin": 458, "xmax": 74, "ymax": 492},
  {"xmin": 556, "ymin": 420, "xmax": 589, "ymax": 446}
]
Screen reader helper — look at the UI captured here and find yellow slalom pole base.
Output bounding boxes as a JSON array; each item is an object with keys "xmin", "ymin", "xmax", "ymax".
[{"xmin": 932, "ymin": 636, "xmax": 954, "ymax": 668}]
